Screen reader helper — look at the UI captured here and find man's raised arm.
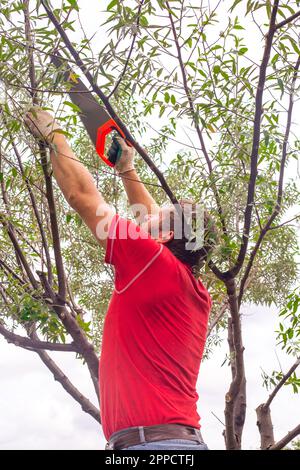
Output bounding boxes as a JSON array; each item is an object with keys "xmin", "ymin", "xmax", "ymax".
[
  {"xmin": 111, "ymin": 136, "xmax": 160, "ymax": 223},
  {"xmin": 24, "ymin": 108, "xmax": 114, "ymax": 250}
]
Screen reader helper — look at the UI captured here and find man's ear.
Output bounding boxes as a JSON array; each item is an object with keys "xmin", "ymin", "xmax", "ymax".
[{"xmin": 157, "ymin": 231, "xmax": 174, "ymax": 244}]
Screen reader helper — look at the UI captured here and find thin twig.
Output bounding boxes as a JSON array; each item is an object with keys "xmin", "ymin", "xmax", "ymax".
[{"xmin": 108, "ymin": 0, "xmax": 145, "ymax": 98}]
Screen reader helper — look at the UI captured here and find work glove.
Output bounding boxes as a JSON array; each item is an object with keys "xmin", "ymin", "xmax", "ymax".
[
  {"xmin": 24, "ymin": 107, "xmax": 61, "ymax": 143},
  {"xmin": 107, "ymin": 135, "xmax": 135, "ymax": 174}
]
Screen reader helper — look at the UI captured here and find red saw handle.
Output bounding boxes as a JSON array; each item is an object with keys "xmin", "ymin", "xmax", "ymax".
[{"xmin": 96, "ymin": 118, "xmax": 132, "ymax": 167}]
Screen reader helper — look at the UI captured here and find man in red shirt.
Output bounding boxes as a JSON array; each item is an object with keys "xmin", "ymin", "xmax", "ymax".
[{"xmin": 25, "ymin": 109, "xmax": 214, "ymax": 451}]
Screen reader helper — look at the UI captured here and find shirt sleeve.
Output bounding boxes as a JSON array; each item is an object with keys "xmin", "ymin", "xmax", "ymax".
[{"xmin": 105, "ymin": 214, "xmax": 162, "ymax": 291}]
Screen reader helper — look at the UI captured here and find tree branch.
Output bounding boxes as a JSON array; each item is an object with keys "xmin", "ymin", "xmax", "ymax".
[
  {"xmin": 238, "ymin": 55, "xmax": 300, "ymax": 307},
  {"xmin": 206, "ymin": 301, "xmax": 228, "ymax": 338},
  {"xmin": 265, "ymin": 356, "xmax": 300, "ymax": 410},
  {"xmin": 0, "ymin": 257, "xmax": 26, "ymax": 286},
  {"xmin": 0, "ymin": 322, "xmax": 77, "ymax": 352},
  {"xmin": 269, "ymin": 423, "xmax": 300, "ymax": 450},
  {"xmin": 226, "ymin": 0, "xmax": 280, "ymax": 278},
  {"xmin": 267, "ymin": 214, "xmax": 300, "ymax": 231},
  {"xmin": 275, "ymin": 10, "xmax": 300, "ymax": 31},
  {"xmin": 24, "ymin": 1, "xmax": 66, "ymax": 300},
  {"xmin": 0, "ymin": 106, "xmax": 53, "ymax": 286},
  {"xmin": 29, "ymin": 330, "xmax": 100, "ymax": 423},
  {"xmin": 36, "ymin": 271, "xmax": 100, "ymax": 387},
  {"xmin": 166, "ymin": 1, "xmax": 228, "ymax": 239},
  {"xmin": 0, "ymin": 215, "xmax": 39, "ymax": 290}
]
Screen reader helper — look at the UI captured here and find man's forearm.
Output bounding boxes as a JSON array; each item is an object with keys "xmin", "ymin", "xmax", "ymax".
[
  {"xmin": 49, "ymin": 135, "xmax": 104, "ymax": 206},
  {"xmin": 120, "ymin": 169, "xmax": 160, "ymax": 221}
]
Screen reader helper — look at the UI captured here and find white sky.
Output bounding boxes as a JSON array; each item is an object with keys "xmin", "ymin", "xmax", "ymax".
[{"xmin": 0, "ymin": 0, "xmax": 300, "ymax": 450}]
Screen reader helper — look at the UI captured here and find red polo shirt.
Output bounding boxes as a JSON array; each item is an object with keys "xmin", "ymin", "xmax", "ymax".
[{"xmin": 99, "ymin": 214, "xmax": 211, "ymax": 441}]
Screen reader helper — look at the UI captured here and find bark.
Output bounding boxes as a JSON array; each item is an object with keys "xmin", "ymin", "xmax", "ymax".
[
  {"xmin": 256, "ymin": 357, "xmax": 300, "ymax": 449},
  {"xmin": 256, "ymin": 404, "xmax": 275, "ymax": 449},
  {"xmin": 224, "ymin": 280, "xmax": 246, "ymax": 449}
]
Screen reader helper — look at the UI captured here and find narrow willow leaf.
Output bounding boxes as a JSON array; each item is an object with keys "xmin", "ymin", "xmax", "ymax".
[{"xmin": 107, "ymin": 0, "xmax": 118, "ymax": 11}]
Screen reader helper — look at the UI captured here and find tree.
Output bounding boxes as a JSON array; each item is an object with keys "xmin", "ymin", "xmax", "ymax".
[{"xmin": 0, "ymin": 0, "xmax": 299, "ymax": 450}]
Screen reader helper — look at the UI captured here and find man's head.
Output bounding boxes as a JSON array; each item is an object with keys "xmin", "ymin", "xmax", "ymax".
[{"xmin": 140, "ymin": 199, "xmax": 217, "ymax": 270}]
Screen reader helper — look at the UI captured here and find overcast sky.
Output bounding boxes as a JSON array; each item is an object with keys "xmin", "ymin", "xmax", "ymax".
[{"xmin": 0, "ymin": 0, "xmax": 300, "ymax": 450}]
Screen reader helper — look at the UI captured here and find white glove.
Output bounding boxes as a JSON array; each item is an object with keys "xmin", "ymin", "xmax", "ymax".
[
  {"xmin": 24, "ymin": 107, "xmax": 61, "ymax": 143},
  {"xmin": 112, "ymin": 136, "xmax": 135, "ymax": 174}
]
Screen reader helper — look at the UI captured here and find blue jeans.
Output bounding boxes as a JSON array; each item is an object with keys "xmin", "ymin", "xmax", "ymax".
[{"xmin": 123, "ymin": 439, "xmax": 209, "ymax": 451}]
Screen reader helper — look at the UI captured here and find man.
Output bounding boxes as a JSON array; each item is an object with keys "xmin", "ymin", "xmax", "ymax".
[{"xmin": 24, "ymin": 108, "xmax": 214, "ymax": 451}]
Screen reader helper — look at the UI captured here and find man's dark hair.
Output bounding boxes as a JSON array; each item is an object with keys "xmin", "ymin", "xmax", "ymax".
[{"xmin": 162, "ymin": 199, "xmax": 218, "ymax": 272}]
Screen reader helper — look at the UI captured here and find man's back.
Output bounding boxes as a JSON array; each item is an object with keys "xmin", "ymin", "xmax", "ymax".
[{"xmin": 99, "ymin": 215, "xmax": 211, "ymax": 441}]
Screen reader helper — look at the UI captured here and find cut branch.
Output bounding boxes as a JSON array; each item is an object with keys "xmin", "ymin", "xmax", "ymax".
[{"xmin": 256, "ymin": 356, "xmax": 300, "ymax": 449}]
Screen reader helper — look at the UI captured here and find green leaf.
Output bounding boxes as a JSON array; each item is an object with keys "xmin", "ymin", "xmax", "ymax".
[
  {"xmin": 107, "ymin": 0, "xmax": 118, "ymax": 11},
  {"xmin": 220, "ymin": 70, "xmax": 229, "ymax": 80},
  {"xmin": 277, "ymin": 78, "xmax": 284, "ymax": 99},
  {"xmin": 5, "ymin": 177, "xmax": 11, "ymax": 190},
  {"xmin": 266, "ymin": 0, "xmax": 271, "ymax": 18},
  {"xmin": 229, "ymin": 0, "xmax": 243, "ymax": 13},
  {"xmin": 246, "ymin": 1, "xmax": 254, "ymax": 15},
  {"xmin": 140, "ymin": 16, "xmax": 149, "ymax": 27},
  {"xmin": 238, "ymin": 47, "xmax": 248, "ymax": 55},
  {"xmin": 263, "ymin": 130, "xmax": 270, "ymax": 147},
  {"xmin": 52, "ymin": 129, "xmax": 73, "ymax": 139},
  {"xmin": 290, "ymin": 39, "xmax": 300, "ymax": 55},
  {"xmin": 159, "ymin": 105, "xmax": 166, "ymax": 117},
  {"xmin": 66, "ymin": 0, "xmax": 79, "ymax": 11},
  {"xmin": 211, "ymin": 45, "xmax": 222, "ymax": 51},
  {"xmin": 63, "ymin": 101, "xmax": 82, "ymax": 113},
  {"xmin": 184, "ymin": 37, "xmax": 192, "ymax": 48},
  {"xmin": 271, "ymin": 53, "xmax": 279, "ymax": 65}
]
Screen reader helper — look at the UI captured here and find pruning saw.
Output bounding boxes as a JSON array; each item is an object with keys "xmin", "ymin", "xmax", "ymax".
[{"xmin": 51, "ymin": 53, "xmax": 131, "ymax": 167}]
